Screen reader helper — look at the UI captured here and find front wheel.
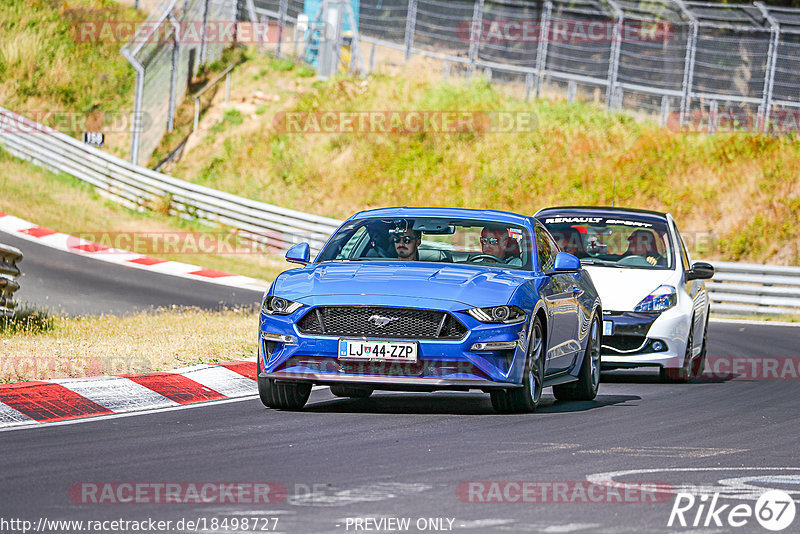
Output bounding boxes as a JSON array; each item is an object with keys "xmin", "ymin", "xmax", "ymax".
[
  {"xmin": 491, "ymin": 317, "xmax": 544, "ymax": 414},
  {"xmin": 258, "ymin": 356, "xmax": 311, "ymax": 410},
  {"xmin": 691, "ymin": 314, "xmax": 709, "ymax": 378},
  {"xmin": 661, "ymin": 316, "xmax": 695, "ymax": 383},
  {"xmin": 553, "ymin": 315, "xmax": 601, "ymax": 401}
]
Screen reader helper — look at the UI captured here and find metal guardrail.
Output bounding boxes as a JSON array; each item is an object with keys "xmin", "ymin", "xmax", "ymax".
[
  {"xmin": 0, "ymin": 243, "xmax": 23, "ymax": 318},
  {"xmin": 0, "ymin": 106, "xmax": 343, "ymax": 255},
  {"xmin": 708, "ymin": 261, "xmax": 800, "ymax": 316}
]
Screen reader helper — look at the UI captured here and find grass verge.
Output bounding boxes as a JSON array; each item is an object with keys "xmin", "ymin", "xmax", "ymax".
[
  {"xmin": 0, "ymin": 0, "xmax": 145, "ymax": 158},
  {"xmin": 0, "ymin": 306, "xmax": 257, "ymax": 383},
  {"xmin": 0, "ymin": 148, "xmax": 289, "ymax": 282}
]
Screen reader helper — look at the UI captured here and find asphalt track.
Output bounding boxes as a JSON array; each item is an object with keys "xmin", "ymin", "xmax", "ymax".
[
  {"xmin": 2, "ymin": 321, "xmax": 800, "ymax": 533},
  {"xmin": 0, "ymin": 230, "xmax": 263, "ymax": 315}
]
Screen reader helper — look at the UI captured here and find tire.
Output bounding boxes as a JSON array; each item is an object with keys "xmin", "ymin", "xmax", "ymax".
[
  {"xmin": 257, "ymin": 355, "xmax": 312, "ymax": 410},
  {"xmin": 660, "ymin": 315, "xmax": 695, "ymax": 383},
  {"xmin": 691, "ymin": 314, "xmax": 709, "ymax": 379},
  {"xmin": 491, "ymin": 317, "xmax": 544, "ymax": 414},
  {"xmin": 553, "ymin": 314, "xmax": 601, "ymax": 401},
  {"xmin": 329, "ymin": 384, "xmax": 373, "ymax": 398}
]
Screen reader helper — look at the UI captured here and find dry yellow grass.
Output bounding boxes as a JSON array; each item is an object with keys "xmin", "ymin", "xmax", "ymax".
[{"xmin": 0, "ymin": 307, "xmax": 257, "ymax": 383}]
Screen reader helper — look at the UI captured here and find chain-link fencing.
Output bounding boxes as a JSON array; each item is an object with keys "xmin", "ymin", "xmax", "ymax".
[
  {"xmin": 121, "ymin": 0, "xmax": 237, "ymax": 166},
  {"xmin": 244, "ymin": 0, "xmax": 800, "ymax": 133}
]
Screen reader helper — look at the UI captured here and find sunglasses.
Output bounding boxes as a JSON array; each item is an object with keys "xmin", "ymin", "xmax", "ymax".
[
  {"xmin": 480, "ymin": 237, "xmax": 500, "ymax": 245},
  {"xmin": 392, "ymin": 235, "xmax": 416, "ymax": 244}
]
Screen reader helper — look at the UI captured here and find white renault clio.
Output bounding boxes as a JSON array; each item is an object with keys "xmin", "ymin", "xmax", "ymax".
[{"xmin": 535, "ymin": 207, "xmax": 714, "ymax": 381}]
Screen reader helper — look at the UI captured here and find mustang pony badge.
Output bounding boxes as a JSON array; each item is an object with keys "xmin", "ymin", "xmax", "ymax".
[{"xmin": 368, "ymin": 315, "xmax": 400, "ymax": 328}]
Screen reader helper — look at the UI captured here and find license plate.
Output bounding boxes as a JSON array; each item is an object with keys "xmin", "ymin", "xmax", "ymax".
[
  {"xmin": 338, "ymin": 339, "xmax": 418, "ymax": 362},
  {"xmin": 603, "ymin": 320, "xmax": 613, "ymax": 336}
]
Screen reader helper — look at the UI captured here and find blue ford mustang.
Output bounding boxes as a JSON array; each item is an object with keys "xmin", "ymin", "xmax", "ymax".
[{"xmin": 258, "ymin": 207, "xmax": 602, "ymax": 413}]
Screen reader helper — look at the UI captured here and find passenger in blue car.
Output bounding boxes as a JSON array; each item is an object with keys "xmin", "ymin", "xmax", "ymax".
[
  {"xmin": 480, "ymin": 226, "xmax": 523, "ymax": 266},
  {"xmin": 393, "ymin": 228, "xmax": 421, "ymax": 261},
  {"xmin": 364, "ymin": 221, "xmax": 397, "ymax": 258}
]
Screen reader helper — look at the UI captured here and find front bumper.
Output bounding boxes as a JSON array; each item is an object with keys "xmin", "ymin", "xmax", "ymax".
[
  {"xmin": 259, "ymin": 306, "xmax": 531, "ymax": 387},
  {"xmin": 600, "ymin": 309, "xmax": 689, "ymax": 369},
  {"xmin": 260, "ymin": 369, "xmax": 519, "ymax": 391}
]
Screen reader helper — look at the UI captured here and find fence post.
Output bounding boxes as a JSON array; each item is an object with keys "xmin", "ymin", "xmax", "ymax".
[
  {"xmin": 404, "ymin": 0, "xmax": 418, "ymax": 61},
  {"xmin": 200, "ymin": 0, "xmax": 210, "ymax": 66},
  {"xmin": 567, "ymin": 80, "xmax": 576, "ymax": 102},
  {"xmin": 535, "ymin": 0, "xmax": 552, "ymax": 98},
  {"xmin": 524, "ymin": 72, "xmax": 533, "ymax": 100},
  {"xmin": 225, "ymin": 71, "xmax": 231, "ymax": 103},
  {"xmin": 708, "ymin": 100, "xmax": 718, "ymax": 134},
  {"xmin": 167, "ymin": 13, "xmax": 180, "ymax": 133},
  {"xmin": 673, "ymin": 0, "xmax": 698, "ymax": 127},
  {"xmin": 660, "ymin": 95, "xmax": 670, "ymax": 126},
  {"xmin": 754, "ymin": 2, "xmax": 780, "ymax": 133},
  {"xmin": 120, "ymin": 49, "xmax": 144, "ymax": 165},
  {"xmin": 276, "ymin": 0, "xmax": 289, "ymax": 59},
  {"xmin": 469, "ymin": 0, "xmax": 485, "ymax": 74},
  {"xmin": 604, "ymin": 0, "xmax": 624, "ymax": 110}
]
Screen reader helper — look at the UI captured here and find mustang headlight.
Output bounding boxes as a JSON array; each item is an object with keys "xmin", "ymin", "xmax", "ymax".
[
  {"xmin": 467, "ymin": 305, "xmax": 526, "ymax": 324},
  {"xmin": 633, "ymin": 285, "xmax": 677, "ymax": 313},
  {"xmin": 262, "ymin": 296, "xmax": 304, "ymax": 315}
]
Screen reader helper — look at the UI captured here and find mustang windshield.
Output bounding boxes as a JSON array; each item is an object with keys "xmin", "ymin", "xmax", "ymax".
[
  {"xmin": 540, "ymin": 215, "xmax": 674, "ymax": 270},
  {"xmin": 317, "ymin": 217, "xmax": 533, "ymax": 270}
]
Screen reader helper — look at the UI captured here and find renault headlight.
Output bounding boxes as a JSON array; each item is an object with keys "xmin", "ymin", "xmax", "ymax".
[
  {"xmin": 261, "ymin": 296, "xmax": 304, "ymax": 315},
  {"xmin": 633, "ymin": 285, "xmax": 677, "ymax": 313}
]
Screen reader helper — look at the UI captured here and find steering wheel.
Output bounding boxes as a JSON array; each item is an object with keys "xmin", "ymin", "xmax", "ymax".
[{"xmin": 470, "ymin": 254, "xmax": 503, "ymax": 263}]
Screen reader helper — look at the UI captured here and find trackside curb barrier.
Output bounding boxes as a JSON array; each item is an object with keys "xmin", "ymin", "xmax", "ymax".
[
  {"xmin": 708, "ymin": 261, "xmax": 800, "ymax": 316},
  {"xmin": 0, "ymin": 107, "xmax": 343, "ymax": 256},
  {"xmin": 0, "ymin": 242, "xmax": 23, "ymax": 317},
  {"xmin": 0, "ymin": 360, "xmax": 258, "ymax": 429}
]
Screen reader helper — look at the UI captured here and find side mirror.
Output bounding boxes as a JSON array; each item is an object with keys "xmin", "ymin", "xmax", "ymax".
[
  {"xmin": 553, "ymin": 251, "xmax": 581, "ymax": 272},
  {"xmin": 285, "ymin": 242, "xmax": 310, "ymax": 265},
  {"xmin": 686, "ymin": 261, "xmax": 714, "ymax": 281}
]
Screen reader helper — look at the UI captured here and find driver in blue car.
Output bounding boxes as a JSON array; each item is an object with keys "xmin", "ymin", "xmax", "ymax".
[
  {"xmin": 393, "ymin": 228, "xmax": 422, "ymax": 261},
  {"xmin": 480, "ymin": 226, "xmax": 523, "ymax": 266}
]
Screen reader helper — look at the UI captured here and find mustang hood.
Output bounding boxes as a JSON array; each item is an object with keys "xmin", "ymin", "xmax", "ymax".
[
  {"xmin": 584, "ymin": 266, "xmax": 675, "ymax": 311},
  {"xmin": 271, "ymin": 262, "xmax": 532, "ymax": 309}
]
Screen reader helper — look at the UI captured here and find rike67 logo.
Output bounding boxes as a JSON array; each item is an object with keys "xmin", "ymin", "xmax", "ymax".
[{"xmin": 669, "ymin": 490, "xmax": 796, "ymax": 531}]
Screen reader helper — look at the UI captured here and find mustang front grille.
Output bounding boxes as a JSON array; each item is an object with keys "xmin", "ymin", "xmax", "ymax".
[{"xmin": 297, "ymin": 306, "xmax": 467, "ymax": 340}]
